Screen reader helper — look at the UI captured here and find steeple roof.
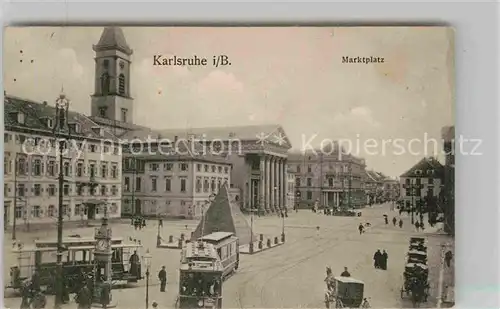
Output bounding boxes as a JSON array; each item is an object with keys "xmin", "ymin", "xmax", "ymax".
[{"xmin": 93, "ymin": 27, "xmax": 132, "ymax": 55}]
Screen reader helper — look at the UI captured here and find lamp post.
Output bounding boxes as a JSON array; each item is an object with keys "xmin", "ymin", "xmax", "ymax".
[
  {"xmin": 275, "ymin": 187, "xmax": 285, "ymax": 242},
  {"xmin": 52, "ymin": 92, "xmax": 71, "ymax": 309},
  {"xmin": 143, "ymin": 250, "xmax": 152, "ymax": 309}
]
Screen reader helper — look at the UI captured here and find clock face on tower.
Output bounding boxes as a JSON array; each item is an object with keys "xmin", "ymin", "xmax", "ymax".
[{"xmin": 96, "ymin": 239, "xmax": 108, "ymax": 251}]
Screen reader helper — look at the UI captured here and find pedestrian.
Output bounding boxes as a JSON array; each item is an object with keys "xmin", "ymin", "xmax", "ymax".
[
  {"xmin": 392, "ymin": 217, "xmax": 397, "ymax": 226},
  {"xmin": 316, "ymin": 226, "xmax": 320, "ymax": 237},
  {"xmin": 420, "ymin": 221, "xmax": 425, "ymax": 231},
  {"xmin": 414, "ymin": 221, "xmax": 420, "ymax": 231},
  {"xmin": 131, "ymin": 217, "xmax": 134, "ymax": 226},
  {"xmin": 445, "ymin": 250, "xmax": 453, "ymax": 267},
  {"xmin": 358, "ymin": 223, "xmax": 364, "ymax": 235},
  {"xmin": 158, "ymin": 266, "xmax": 167, "ymax": 292},
  {"xmin": 75, "ymin": 284, "xmax": 92, "ymax": 309},
  {"xmin": 340, "ymin": 267, "xmax": 351, "ymax": 277},
  {"xmin": 373, "ymin": 249, "xmax": 382, "ymax": 269},
  {"xmin": 384, "ymin": 216, "xmax": 389, "ymax": 225},
  {"xmin": 158, "ymin": 218, "xmax": 163, "ymax": 228},
  {"xmin": 399, "ymin": 219, "xmax": 403, "ymax": 228},
  {"xmin": 381, "ymin": 250, "xmax": 388, "ymax": 270},
  {"xmin": 142, "ymin": 218, "xmax": 146, "ymax": 228}
]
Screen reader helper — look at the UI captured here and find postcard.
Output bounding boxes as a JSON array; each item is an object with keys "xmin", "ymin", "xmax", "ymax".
[{"xmin": 3, "ymin": 26, "xmax": 455, "ymax": 309}]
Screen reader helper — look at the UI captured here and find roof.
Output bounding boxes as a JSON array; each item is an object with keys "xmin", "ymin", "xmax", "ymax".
[
  {"xmin": 333, "ymin": 276, "xmax": 364, "ymax": 284},
  {"xmin": 4, "ymin": 95, "xmax": 119, "ymax": 142},
  {"xmin": 150, "ymin": 124, "xmax": 292, "ymax": 148},
  {"xmin": 199, "ymin": 232, "xmax": 234, "ymax": 242},
  {"xmin": 400, "ymin": 157, "xmax": 444, "ymax": 178},
  {"xmin": 93, "ymin": 27, "xmax": 132, "ymax": 55}
]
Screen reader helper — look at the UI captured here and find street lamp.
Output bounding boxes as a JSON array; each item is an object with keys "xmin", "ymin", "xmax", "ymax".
[
  {"xmin": 143, "ymin": 250, "xmax": 152, "ymax": 309},
  {"xmin": 52, "ymin": 92, "xmax": 71, "ymax": 309},
  {"xmin": 275, "ymin": 187, "xmax": 285, "ymax": 242}
]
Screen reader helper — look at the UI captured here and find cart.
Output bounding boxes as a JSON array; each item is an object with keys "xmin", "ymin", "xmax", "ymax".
[
  {"xmin": 324, "ymin": 276, "xmax": 366, "ymax": 308},
  {"xmin": 401, "ymin": 263, "xmax": 429, "ymax": 306}
]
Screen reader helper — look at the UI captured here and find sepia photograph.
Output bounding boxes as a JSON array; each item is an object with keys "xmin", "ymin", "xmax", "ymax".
[{"xmin": 3, "ymin": 26, "xmax": 455, "ymax": 309}]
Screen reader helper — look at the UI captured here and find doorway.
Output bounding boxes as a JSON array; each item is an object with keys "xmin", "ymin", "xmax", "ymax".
[
  {"xmin": 87, "ymin": 204, "xmax": 96, "ymax": 220},
  {"xmin": 134, "ymin": 199, "xmax": 142, "ymax": 215}
]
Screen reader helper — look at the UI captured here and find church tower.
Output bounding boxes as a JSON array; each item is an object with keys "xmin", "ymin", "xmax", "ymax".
[{"xmin": 91, "ymin": 27, "xmax": 134, "ymax": 124}]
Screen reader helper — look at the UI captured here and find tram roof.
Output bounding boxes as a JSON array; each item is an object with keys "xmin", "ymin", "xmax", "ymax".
[
  {"xmin": 34, "ymin": 237, "xmax": 124, "ymax": 246},
  {"xmin": 13, "ymin": 242, "xmax": 141, "ymax": 253},
  {"xmin": 333, "ymin": 276, "xmax": 364, "ymax": 284},
  {"xmin": 199, "ymin": 232, "xmax": 235, "ymax": 242}
]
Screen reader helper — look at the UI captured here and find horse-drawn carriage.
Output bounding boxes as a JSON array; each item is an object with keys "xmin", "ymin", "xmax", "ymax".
[
  {"xmin": 401, "ymin": 237, "xmax": 430, "ymax": 307},
  {"xmin": 324, "ymin": 276, "xmax": 369, "ymax": 308}
]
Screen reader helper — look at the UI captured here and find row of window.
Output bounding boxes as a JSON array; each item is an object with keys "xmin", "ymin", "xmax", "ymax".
[
  {"xmin": 9, "ymin": 203, "xmax": 118, "ymax": 220},
  {"xmin": 4, "ymin": 133, "xmax": 120, "ymax": 155},
  {"xmin": 146, "ymin": 162, "xmax": 230, "ymax": 174},
  {"xmin": 195, "ymin": 177, "xmax": 228, "ymax": 193},
  {"xmin": 4, "ymin": 155, "xmax": 119, "ymax": 179},
  {"xmin": 404, "ymin": 178, "xmax": 436, "ymax": 185},
  {"xmin": 295, "ymin": 164, "xmax": 352, "ymax": 174},
  {"xmin": 4, "ymin": 183, "xmax": 119, "ymax": 198}
]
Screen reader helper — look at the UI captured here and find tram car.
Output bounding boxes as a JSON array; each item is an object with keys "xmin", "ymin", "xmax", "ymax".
[
  {"xmin": 6, "ymin": 237, "xmax": 143, "ymax": 294},
  {"xmin": 198, "ymin": 232, "xmax": 239, "ymax": 279},
  {"xmin": 176, "ymin": 241, "xmax": 223, "ymax": 309}
]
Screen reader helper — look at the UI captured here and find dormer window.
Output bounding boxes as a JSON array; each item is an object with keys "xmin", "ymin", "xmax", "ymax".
[
  {"xmin": 228, "ymin": 132, "xmax": 236, "ymax": 138},
  {"xmin": 414, "ymin": 169, "xmax": 422, "ymax": 175},
  {"xmin": 91, "ymin": 126, "xmax": 103, "ymax": 137},
  {"xmin": 427, "ymin": 169, "xmax": 434, "ymax": 175},
  {"xmin": 9, "ymin": 111, "xmax": 25, "ymax": 124},
  {"xmin": 68, "ymin": 123, "xmax": 81, "ymax": 134}
]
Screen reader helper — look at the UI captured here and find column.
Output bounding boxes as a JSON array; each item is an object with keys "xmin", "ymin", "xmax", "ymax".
[
  {"xmin": 259, "ymin": 156, "xmax": 265, "ymax": 212},
  {"xmin": 280, "ymin": 159, "xmax": 285, "ymax": 209},
  {"xmin": 265, "ymin": 156, "xmax": 271, "ymax": 212},
  {"xmin": 270, "ymin": 157, "xmax": 276, "ymax": 211}
]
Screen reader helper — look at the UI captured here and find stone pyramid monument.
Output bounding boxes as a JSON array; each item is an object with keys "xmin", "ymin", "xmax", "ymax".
[{"xmin": 192, "ymin": 185, "xmax": 256, "ymax": 246}]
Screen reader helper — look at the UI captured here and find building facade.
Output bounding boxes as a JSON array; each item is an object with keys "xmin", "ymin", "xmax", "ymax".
[
  {"xmin": 128, "ymin": 125, "xmax": 293, "ymax": 214},
  {"xmin": 3, "ymin": 95, "xmax": 123, "ymax": 228},
  {"xmin": 121, "ymin": 152, "xmax": 231, "ymax": 219},
  {"xmin": 442, "ymin": 126, "xmax": 455, "ymax": 235},
  {"xmin": 288, "ymin": 149, "xmax": 367, "ymax": 208},
  {"xmin": 399, "ymin": 157, "xmax": 444, "ymax": 208},
  {"xmin": 382, "ymin": 178, "xmax": 400, "ymax": 201}
]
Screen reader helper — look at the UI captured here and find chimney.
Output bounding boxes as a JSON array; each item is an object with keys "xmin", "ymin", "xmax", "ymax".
[{"xmin": 174, "ymin": 135, "xmax": 178, "ymax": 142}]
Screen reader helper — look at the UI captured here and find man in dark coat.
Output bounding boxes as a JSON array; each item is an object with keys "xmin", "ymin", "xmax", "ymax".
[
  {"xmin": 392, "ymin": 217, "xmax": 397, "ymax": 226},
  {"xmin": 373, "ymin": 250, "xmax": 382, "ymax": 269},
  {"xmin": 414, "ymin": 221, "xmax": 420, "ymax": 231},
  {"xmin": 31, "ymin": 270, "xmax": 41, "ymax": 292},
  {"xmin": 381, "ymin": 250, "xmax": 388, "ymax": 270},
  {"xmin": 358, "ymin": 223, "xmax": 364, "ymax": 235},
  {"xmin": 340, "ymin": 267, "xmax": 351, "ymax": 277},
  {"xmin": 445, "ymin": 250, "xmax": 453, "ymax": 267},
  {"xmin": 129, "ymin": 250, "xmax": 140, "ymax": 277},
  {"xmin": 158, "ymin": 266, "xmax": 167, "ymax": 292},
  {"xmin": 75, "ymin": 285, "xmax": 92, "ymax": 309},
  {"xmin": 399, "ymin": 219, "xmax": 403, "ymax": 228}
]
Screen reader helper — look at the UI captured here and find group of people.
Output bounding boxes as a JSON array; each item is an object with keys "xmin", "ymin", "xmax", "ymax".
[
  {"xmin": 180, "ymin": 273, "xmax": 221, "ymax": 297},
  {"xmin": 131, "ymin": 216, "xmax": 147, "ymax": 230},
  {"xmin": 373, "ymin": 249, "xmax": 389, "ymax": 270},
  {"xmin": 384, "ymin": 215, "xmax": 404, "ymax": 228}
]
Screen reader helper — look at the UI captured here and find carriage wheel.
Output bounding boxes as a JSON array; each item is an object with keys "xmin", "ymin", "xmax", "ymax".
[{"xmin": 335, "ymin": 299, "xmax": 344, "ymax": 308}]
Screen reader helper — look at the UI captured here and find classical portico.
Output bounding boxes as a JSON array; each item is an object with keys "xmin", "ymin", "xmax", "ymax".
[{"xmin": 254, "ymin": 154, "xmax": 288, "ymax": 213}]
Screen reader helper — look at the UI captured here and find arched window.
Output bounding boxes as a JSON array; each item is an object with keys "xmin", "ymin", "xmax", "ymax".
[
  {"xmin": 101, "ymin": 73, "xmax": 110, "ymax": 95},
  {"xmin": 118, "ymin": 74, "xmax": 125, "ymax": 95}
]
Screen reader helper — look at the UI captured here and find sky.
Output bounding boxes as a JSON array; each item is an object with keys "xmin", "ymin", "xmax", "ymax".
[{"xmin": 3, "ymin": 27, "xmax": 454, "ymax": 177}]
